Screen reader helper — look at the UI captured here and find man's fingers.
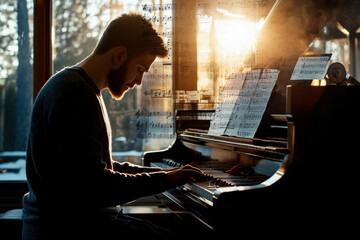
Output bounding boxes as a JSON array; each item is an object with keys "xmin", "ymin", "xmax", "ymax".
[
  {"xmin": 178, "ymin": 168, "xmax": 207, "ymax": 181},
  {"xmin": 181, "ymin": 164, "xmax": 203, "ymax": 173},
  {"xmin": 166, "ymin": 167, "xmax": 207, "ymax": 187}
]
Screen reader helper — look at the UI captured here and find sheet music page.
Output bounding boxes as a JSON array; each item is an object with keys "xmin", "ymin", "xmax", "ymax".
[
  {"xmin": 234, "ymin": 69, "xmax": 279, "ymax": 138},
  {"xmin": 208, "ymin": 72, "xmax": 246, "ymax": 136},
  {"xmin": 135, "ymin": 2, "xmax": 175, "ymax": 145},
  {"xmin": 290, "ymin": 55, "xmax": 331, "ymax": 80},
  {"xmin": 224, "ymin": 69, "xmax": 261, "ymax": 137},
  {"xmin": 136, "ymin": 61, "xmax": 174, "ymax": 140}
]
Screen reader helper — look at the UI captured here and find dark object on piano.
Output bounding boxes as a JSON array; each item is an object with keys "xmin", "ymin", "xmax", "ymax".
[
  {"xmin": 143, "ymin": 86, "xmax": 360, "ymax": 236},
  {"xmin": 326, "ymin": 62, "xmax": 359, "ymax": 85}
]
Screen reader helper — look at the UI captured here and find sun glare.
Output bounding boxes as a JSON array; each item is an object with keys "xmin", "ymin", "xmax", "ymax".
[
  {"xmin": 197, "ymin": 16, "xmax": 266, "ymax": 91},
  {"xmin": 214, "ymin": 19, "xmax": 263, "ymax": 56}
]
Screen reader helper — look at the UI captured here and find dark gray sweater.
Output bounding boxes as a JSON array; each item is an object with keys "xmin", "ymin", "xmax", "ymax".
[{"xmin": 22, "ymin": 67, "xmax": 168, "ymax": 221}]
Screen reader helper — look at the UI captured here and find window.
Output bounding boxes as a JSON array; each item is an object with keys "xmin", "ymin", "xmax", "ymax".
[
  {"xmin": 195, "ymin": 0, "xmax": 277, "ymax": 101},
  {"xmin": 0, "ymin": 0, "xmax": 33, "ymax": 182},
  {"xmin": 307, "ymin": 24, "xmax": 351, "ymax": 73}
]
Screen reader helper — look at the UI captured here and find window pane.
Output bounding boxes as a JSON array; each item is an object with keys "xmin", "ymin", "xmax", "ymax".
[
  {"xmin": 52, "ymin": 0, "xmax": 174, "ymax": 164},
  {"xmin": 194, "ymin": 0, "xmax": 277, "ymax": 102},
  {"xmin": 306, "ymin": 27, "xmax": 350, "ymax": 73},
  {"xmin": 0, "ymin": 0, "xmax": 33, "ymax": 181}
]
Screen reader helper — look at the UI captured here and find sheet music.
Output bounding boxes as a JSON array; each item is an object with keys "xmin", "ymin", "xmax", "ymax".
[
  {"xmin": 132, "ymin": 0, "xmax": 174, "ymax": 143},
  {"xmin": 224, "ymin": 69, "xmax": 261, "ymax": 137},
  {"xmin": 136, "ymin": 61, "xmax": 174, "ymax": 139},
  {"xmin": 290, "ymin": 55, "xmax": 331, "ymax": 80},
  {"xmin": 208, "ymin": 72, "xmax": 246, "ymax": 135},
  {"xmin": 209, "ymin": 69, "xmax": 279, "ymax": 138},
  {"xmin": 233, "ymin": 69, "xmax": 279, "ymax": 138}
]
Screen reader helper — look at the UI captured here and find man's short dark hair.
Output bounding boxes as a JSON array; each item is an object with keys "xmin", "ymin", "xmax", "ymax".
[{"xmin": 94, "ymin": 13, "xmax": 168, "ymax": 58}]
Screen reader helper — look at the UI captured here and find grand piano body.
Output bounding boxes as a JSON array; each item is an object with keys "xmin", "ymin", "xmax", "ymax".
[{"xmin": 143, "ymin": 86, "xmax": 360, "ymax": 234}]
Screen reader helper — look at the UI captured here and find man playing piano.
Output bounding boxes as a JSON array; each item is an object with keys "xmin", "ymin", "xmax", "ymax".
[{"xmin": 22, "ymin": 13, "xmax": 205, "ymax": 239}]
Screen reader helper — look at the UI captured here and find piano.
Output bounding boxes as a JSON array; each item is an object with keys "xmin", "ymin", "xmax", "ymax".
[
  {"xmin": 141, "ymin": 0, "xmax": 360, "ymax": 236},
  {"xmin": 143, "ymin": 85, "xmax": 360, "ymax": 235}
]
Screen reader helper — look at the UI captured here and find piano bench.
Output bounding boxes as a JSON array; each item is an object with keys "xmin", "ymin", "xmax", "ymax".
[{"xmin": 0, "ymin": 208, "xmax": 23, "ymax": 240}]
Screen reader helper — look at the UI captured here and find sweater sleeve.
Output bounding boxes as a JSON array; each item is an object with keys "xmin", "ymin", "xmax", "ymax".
[
  {"xmin": 43, "ymin": 89, "xmax": 169, "ymax": 207},
  {"xmin": 112, "ymin": 161, "xmax": 162, "ymax": 174}
]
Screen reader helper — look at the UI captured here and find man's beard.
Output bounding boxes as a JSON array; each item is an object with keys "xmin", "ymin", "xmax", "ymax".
[{"xmin": 107, "ymin": 61, "xmax": 129, "ymax": 100}]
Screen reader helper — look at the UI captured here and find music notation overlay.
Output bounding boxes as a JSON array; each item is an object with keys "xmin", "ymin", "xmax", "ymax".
[
  {"xmin": 135, "ymin": 110, "xmax": 174, "ymax": 139},
  {"xmin": 135, "ymin": 110, "xmax": 173, "ymax": 118},
  {"xmin": 208, "ymin": 69, "xmax": 280, "ymax": 138},
  {"xmin": 136, "ymin": 49, "xmax": 174, "ymax": 139}
]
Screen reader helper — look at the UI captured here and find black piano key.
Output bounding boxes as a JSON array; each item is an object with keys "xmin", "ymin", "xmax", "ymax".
[
  {"xmin": 175, "ymin": 163, "xmax": 183, "ymax": 167},
  {"xmin": 210, "ymin": 177, "xmax": 217, "ymax": 184}
]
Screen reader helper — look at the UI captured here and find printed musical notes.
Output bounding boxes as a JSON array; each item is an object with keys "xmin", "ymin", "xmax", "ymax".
[
  {"xmin": 208, "ymin": 72, "xmax": 246, "ymax": 136},
  {"xmin": 143, "ymin": 89, "xmax": 172, "ymax": 98},
  {"xmin": 224, "ymin": 69, "xmax": 261, "ymax": 137},
  {"xmin": 136, "ymin": 121, "xmax": 173, "ymax": 130},
  {"xmin": 141, "ymin": 0, "xmax": 173, "ymax": 63},
  {"xmin": 177, "ymin": 111, "xmax": 214, "ymax": 120},
  {"xmin": 135, "ymin": 110, "xmax": 172, "ymax": 118},
  {"xmin": 142, "ymin": 3, "xmax": 172, "ymax": 12},
  {"xmin": 290, "ymin": 55, "xmax": 331, "ymax": 80},
  {"xmin": 229, "ymin": 69, "xmax": 279, "ymax": 138},
  {"xmin": 143, "ymin": 15, "xmax": 173, "ymax": 24},
  {"xmin": 135, "ymin": 110, "xmax": 174, "ymax": 139},
  {"xmin": 136, "ymin": 133, "xmax": 175, "ymax": 139},
  {"xmin": 136, "ymin": 61, "xmax": 174, "ymax": 139},
  {"xmin": 208, "ymin": 69, "xmax": 279, "ymax": 138}
]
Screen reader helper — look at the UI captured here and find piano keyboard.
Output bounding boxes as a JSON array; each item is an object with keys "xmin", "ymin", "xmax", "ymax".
[{"xmin": 151, "ymin": 158, "xmax": 269, "ymax": 205}]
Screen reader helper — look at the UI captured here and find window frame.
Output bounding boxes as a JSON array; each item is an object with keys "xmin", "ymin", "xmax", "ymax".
[
  {"xmin": 33, "ymin": 0, "xmax": 52, "ymax": 100},
  {"xmin": 0, "ymin": 0, "xmax": 51, "ymax": 212}
]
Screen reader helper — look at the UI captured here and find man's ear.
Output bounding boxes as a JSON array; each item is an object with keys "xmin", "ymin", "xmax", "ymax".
[{"xmin": 111, "ymin": 46, "xmax": 127, "ymax": 69}]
